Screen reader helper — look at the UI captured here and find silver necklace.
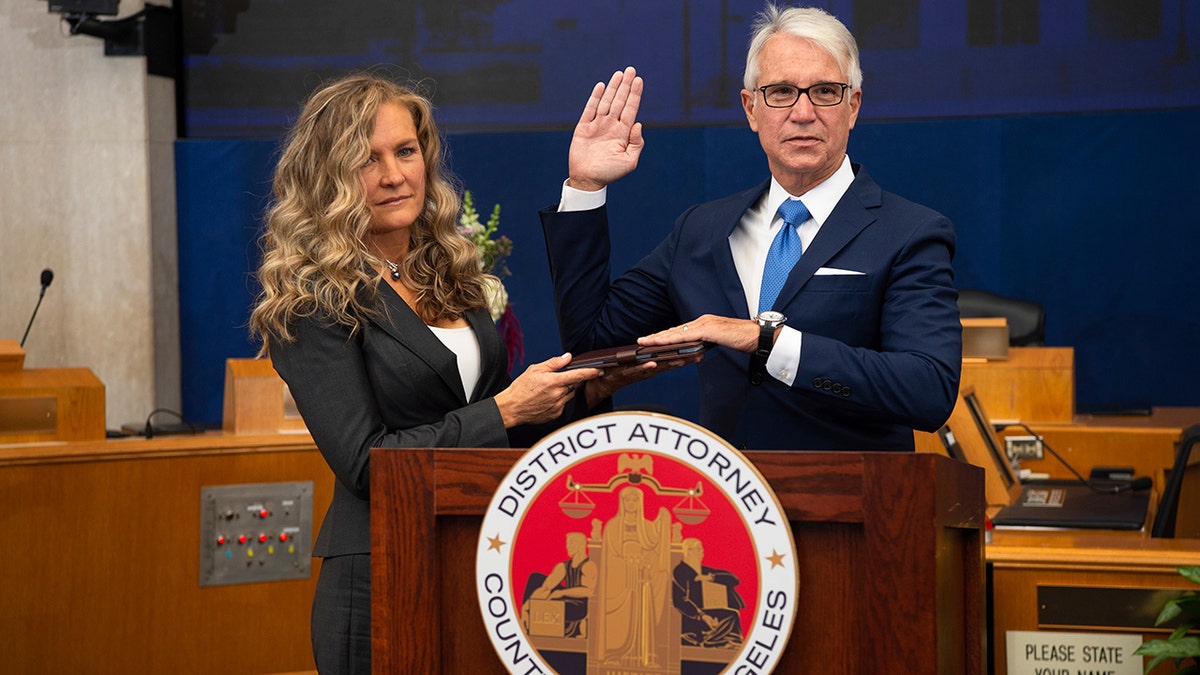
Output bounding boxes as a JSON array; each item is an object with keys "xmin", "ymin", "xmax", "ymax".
[{"xmin": 384, "ymin": 259, "xmax": 401, "ymax": 281}]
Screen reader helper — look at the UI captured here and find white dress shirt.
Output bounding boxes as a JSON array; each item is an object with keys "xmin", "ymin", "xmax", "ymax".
[{"xmin": 557, "ymin": 155, "xmax": 856, "ymax": 387}]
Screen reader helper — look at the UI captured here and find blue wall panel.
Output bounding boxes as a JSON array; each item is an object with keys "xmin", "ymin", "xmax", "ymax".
[
  {"xmin": 176, "ymin": 109, "xmax": 1200, "ymax": 426},
  {"xmin": 175, "ymin": 139, "xmax": 277, "ymax": 424},
  {"xmin": 849, "ymin": 117, "xmax": 1008, "ymax": 290},
  {"xmin": 1000, "ymin": 110, "xmax": 1200, "ymax": 410}
]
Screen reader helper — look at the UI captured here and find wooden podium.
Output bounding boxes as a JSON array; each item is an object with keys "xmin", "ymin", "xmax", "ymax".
[{"xmin": 370, "ymin": 449, "xmax": 985, "ymax": 674}]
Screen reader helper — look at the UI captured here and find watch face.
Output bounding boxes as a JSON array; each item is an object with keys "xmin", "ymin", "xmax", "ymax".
[{"xmin": 757, "ymin": 311, "xmax": 786, "ymax": 324}]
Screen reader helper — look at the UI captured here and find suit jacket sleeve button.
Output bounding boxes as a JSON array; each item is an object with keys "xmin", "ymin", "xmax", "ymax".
[
  {"xmin": 812, "ymin": 377, "xmax": 823, "ymax": 388},
  {"xmin": 841, "ymin": 386, "xmax": 851, "ymax": 397},
  {"xmin": 822, "ymin": 380, "xmax": 833, "ymax": 391},
  {"xmin": 832, "ymin": 383, "xmax": 843, "ymax": 394}
]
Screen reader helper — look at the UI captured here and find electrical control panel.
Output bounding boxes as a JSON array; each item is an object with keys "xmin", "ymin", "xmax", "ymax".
[
  {"xmin": 1005, "ymin": 435, "xmax": 1045, "ymax": 460},
  {"xmin": 199, "ymin": 481, "xmax": 313, "ymax": 587}
]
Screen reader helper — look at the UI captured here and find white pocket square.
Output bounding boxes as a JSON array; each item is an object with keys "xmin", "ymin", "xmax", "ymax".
[{"xmin": 814, "ymin": 267, "xmax": 865, "ymax": 276}]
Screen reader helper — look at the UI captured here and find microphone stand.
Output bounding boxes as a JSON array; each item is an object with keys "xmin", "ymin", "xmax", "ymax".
[{"xmin": 19, "ymin": 283, "xmax": 49, "ymax": 348}]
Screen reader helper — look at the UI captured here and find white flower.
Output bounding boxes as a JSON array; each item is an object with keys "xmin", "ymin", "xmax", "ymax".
[{"xmin": 483, "ymin": 276, "xmax": 508, "ymax": 323}]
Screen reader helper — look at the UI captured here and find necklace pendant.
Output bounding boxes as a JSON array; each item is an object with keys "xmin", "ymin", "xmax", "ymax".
[
  {"xmin": 390, "ymin": 269, "xmax": 401, "ymax": 281},
  {"xmin": 384, "ymin": 259, "xmax": 401, "ymax": 281}
]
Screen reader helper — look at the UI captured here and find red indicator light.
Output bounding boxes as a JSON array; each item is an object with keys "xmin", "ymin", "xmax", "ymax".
[
  {"xmin": 217, "ymin": 536, "xmax": 226, "ymax": 546},
  {"xmin": 278, "ymin": 533, "xmax": 289, "ymax": 542},
  {"xmin": 258, "ymin": 534, "xmax": 268, "ymax": 543},
  {"xmin": 259, "ymin": 509, "xmax": 270, "ymax": 518},
  {"xmin": 237, "ymin": 535, "xmax": 247, "ymax": 544}
]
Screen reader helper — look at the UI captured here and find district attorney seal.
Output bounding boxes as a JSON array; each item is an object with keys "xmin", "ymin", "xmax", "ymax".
[{"xmin": 476, "ymin": 411, "xmax": 800, "ymax": 674}]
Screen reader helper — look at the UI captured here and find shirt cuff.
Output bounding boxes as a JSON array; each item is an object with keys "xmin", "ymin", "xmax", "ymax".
[
  {"xmin": 558, "ymin": 179, "xmax": 607, "ymax": 212},
  {"xmin": 765, "ymin": 326, "xmax": 802, "ymax": 387}
]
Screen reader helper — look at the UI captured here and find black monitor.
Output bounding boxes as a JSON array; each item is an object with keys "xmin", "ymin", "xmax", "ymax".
[
  {"xmin": 963, "ymin": 389, "xmax": 1018, "ymax": 490},
  {"xmin": 936, "ymin": 425, "xmax": 969, "ymax": 464}
]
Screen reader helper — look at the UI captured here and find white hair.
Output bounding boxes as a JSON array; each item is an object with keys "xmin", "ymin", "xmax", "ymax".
[{"xmin": 743, "ymin": 4, "xmax": 863, "ymax": 92}]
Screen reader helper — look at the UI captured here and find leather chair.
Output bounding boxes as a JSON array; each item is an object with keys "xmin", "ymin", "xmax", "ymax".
[
  {"xmin": 1151, "ymin": 423, "xmax": 1200, "ymax": 538},
  {"xmin": 957, "ymin": 288, "xmax": 1046, "ymax": 346}
]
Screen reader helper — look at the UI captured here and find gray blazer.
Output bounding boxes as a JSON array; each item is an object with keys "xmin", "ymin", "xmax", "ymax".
[{"xmin": 270, "ymin": 284, "xmax": 514, "ymax": 558}]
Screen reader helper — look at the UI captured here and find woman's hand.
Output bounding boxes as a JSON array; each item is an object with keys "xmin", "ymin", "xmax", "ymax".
[
  {"xmin": 495, "ymin": 353, "xmax": 601, "ymax": 427},
  {"xmin": 583, "ymin": 352, "xmax": 704, "ymax": 409}
]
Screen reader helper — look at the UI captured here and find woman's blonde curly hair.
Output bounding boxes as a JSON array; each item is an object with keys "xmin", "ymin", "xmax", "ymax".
[{"xmin": 250, "ymin": 72, "xmax": 491, "ymax": 352}]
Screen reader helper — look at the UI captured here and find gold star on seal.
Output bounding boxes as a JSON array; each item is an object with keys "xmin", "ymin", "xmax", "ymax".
[
  {"xmin": 766, "ymin": 549, "xmax": 787, "ymax": 569},
  {"xmin": 487, "ymin": 534, "xmax": 507, "ymax": 552}
]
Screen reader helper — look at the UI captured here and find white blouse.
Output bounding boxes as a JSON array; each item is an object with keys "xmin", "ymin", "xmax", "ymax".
[{"xmin": 427, "ymin": 325, "xmax": 482, "ymax": 399}]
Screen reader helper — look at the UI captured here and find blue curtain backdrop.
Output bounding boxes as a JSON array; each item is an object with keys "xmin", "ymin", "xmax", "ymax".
[
  {"xmin": 175, "ymin": 0, "xmax": 1200, "ymax": 424},
  {"xmin": 180, "ymin": 0, "xmax": 1200, "ymax": 136},
  {"xmin": 177, "ymin": 109, "xmax": 1200, "ymax": 425}
]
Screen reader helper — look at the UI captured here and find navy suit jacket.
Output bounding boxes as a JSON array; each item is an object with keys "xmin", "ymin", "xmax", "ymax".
[{"xmin": 540, "ymin": 164, "xmax": 961, "ymax": 451}]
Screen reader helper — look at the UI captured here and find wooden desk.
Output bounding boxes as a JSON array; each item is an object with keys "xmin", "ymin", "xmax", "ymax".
[
  {"xmin": 1079, "ymin": 407, "xmax": 1200, "ymax": 430},
  {"xmin": 987, "ymin": 532, "xmax": 1200, "ymax": 675},
  {"xmin": 0, "ymin": 366, "xmax": 105, "ymax": 442},
  {"xmin": 954, "ymin": 345, "xmax": 1196, "ymax": 482},
  {"xmin": 918, "ymin": 397, "xmax": 1196, "ymax": 500},
  {"xmin": 962, "ymin": 347, "xmax": 1075, "ymax": 423},
  {"xmin": 948, "ymin": 351, "xmax": 1200, "ymax": 673},
  {"xmin": 0, "ymin": 432, "xmax": 331, "ymax": 675},
  {"xmin": 1000, "ymin": 425, "xmax": 1182, "ymax": 484},
  {"xmin": 1000, "ymin": 407, "xmax": 1200, "ymax": 488}
]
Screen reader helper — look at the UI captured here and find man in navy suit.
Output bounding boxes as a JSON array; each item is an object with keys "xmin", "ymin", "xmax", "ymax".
[{"xmin": 540, "ymin": 5, "xmax": 961, "ymax": 451}]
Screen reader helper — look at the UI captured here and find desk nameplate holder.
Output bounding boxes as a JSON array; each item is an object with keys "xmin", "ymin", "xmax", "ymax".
[
  {"xmin": 0, "ymin": 396, "xmax": 58, "ymax": 435},
  {"xmin": 962, "ymin": 317, "xmax": 1009, "ymax": 361},
  {"xmin": 1037, "ymin": 585, "xmax": 1189, "ymax": 630}
]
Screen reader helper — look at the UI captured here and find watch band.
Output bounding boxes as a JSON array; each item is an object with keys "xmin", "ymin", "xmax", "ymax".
[
  {"xmin": 749, "ymin": 323, "xmax": 774, "ymax": 385},
  {"xmin": 749, "ymin": 311, "xmax": 785, "ymax": 386}
]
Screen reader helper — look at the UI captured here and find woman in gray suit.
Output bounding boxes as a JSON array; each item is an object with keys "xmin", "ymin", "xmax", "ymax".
[{"xmin": 249, "ymin": 73, "xmax": 614, "ymax": 674}]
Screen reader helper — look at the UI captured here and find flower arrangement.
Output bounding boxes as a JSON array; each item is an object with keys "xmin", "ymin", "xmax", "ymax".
[
  {"xmin": 459, "ymin": 190, "xmax": 512, "ymax": 279},
  {"xmin": 459, "ymin": 190, "xmax": 523, "ymax": 373}
]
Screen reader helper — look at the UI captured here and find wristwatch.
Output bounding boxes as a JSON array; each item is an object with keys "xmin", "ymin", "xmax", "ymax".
[{"xmin": 749, "ymin": 311, "xmax": 787, "ymax": 385}]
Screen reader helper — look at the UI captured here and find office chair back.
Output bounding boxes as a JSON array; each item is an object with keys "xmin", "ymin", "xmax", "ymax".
[
  {"xmin": 1151, "ymin": 423, "xmax": 1200, "ymax": 538},
  {"xmin": 957, "ymin": 288, "xmax": 1046, "ymax": 346}
]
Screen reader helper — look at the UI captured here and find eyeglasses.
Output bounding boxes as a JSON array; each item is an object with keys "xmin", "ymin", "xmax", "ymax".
[{"xmin": 756, "ymin": 82, "xmax": 849, "ymax": 108}]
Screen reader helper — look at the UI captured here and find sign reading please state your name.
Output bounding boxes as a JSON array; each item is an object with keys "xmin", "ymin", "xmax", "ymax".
[{"xmin": 1006, "ymin": 631, "xmax": 1143, "ymax": 675}]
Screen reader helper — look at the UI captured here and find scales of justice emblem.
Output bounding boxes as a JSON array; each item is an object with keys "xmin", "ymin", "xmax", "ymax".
[{"xmin": 476, "ymin": 412, "xmax": 800, "ymax": 675}]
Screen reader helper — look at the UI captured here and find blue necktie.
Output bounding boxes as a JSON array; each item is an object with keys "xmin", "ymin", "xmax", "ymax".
[{"xmin": 758, "ymin": 199, "xmax": 810, "ymax": 313}]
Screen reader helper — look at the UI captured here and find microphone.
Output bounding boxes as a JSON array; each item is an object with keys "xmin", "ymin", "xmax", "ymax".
[
  {"xmin": 1112, "ymin": 477, "xmax": 1153, "ymax": 493},
  {"xmin": 992, "ymin": 420, "xmax": 1151, "ymax": 495},
  {"xmin": 19, "ymin": 268, "xmax": 54, "ymax": 348}
]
